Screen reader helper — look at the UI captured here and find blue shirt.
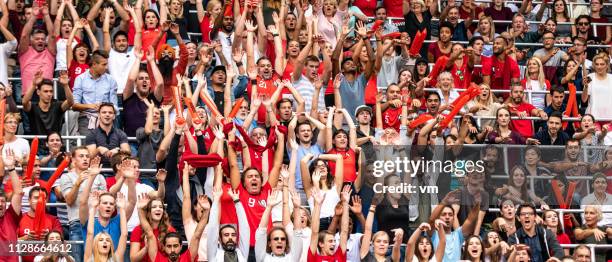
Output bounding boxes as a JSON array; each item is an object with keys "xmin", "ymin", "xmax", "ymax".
[
  {"xmin": 432, "ymin": 226, "xmax": 464, "ymax": 262},
  {"xmin": 339, "ymin": 74, "xmax": 367, "ymax": 121},
  {"xmin": 288, "ymin": 144, "xmax": 324, "ymax": 189},
  {"xmin": 82, "ymin": 215, "xmax": 121, "ymax": 249},
  {"xmin": 73, "ymin": 70, "xmax": 119, "ymax": 113},
  {"xmin": 524, "ymin": 231, "xmax": 544, "ymax": 262}
]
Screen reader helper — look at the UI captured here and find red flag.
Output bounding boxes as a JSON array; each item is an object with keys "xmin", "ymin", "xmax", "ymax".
[
  {"xmin": 43, "ymin": 157, "xmax": 70, "ymax": 194},
  {"xmin": 228, "ymin": 98, "xmax": 245, "ymax": 119},
  {"xmin": 408, "ymin": 114, "xmax": 434, "ymax": 129},
  {"xmin": 198, "ymin": 91, "xmax": 223, "ymax": 121},
  {"xmin": 369, "ymin": 20, "xmax": 384, "ymax": 33},
  {"xmin": 381, "ymin": 32, "xmax": 402, "ymax": 39},
  {"xmin": 183, "ymin": 97, "xmax": 203, "ymax": 125},
  {"xmin": 33, "ymin": 191, "xmax": 47, "ymax": 237},
  {"xmin": 409, "ymin": 29, "xmax": 427, "ymax": 56},
  {"xmin": 428, "ymin": 55, "xmax": 449, "ymax": 86},
  {"xmin": 24, "ymin": 137, "xmax": 39, "ymax": 181}
]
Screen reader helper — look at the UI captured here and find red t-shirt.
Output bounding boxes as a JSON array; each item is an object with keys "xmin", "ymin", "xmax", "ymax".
[
  {"xmin": 199, "ymin": 14, "xmax": 213, "ymax": 44},
  {"xmin": 508, "ymin": 102, "xmax": 536, "ymax": 139},
  {"xmin": 459, "ymin": 5, "xmax": 483, "ymax": 33},
  {"xmin": 152, "ymin": 249, "xmax": 194, "ymax": 262},
  {"xmin": 68, "ymin": 62, "xmax": 89, "ymax": 90},
  {"xmin": 307, "ymin": 248, "xmax": 347, "ymax": 262},
  {"xmin": 0, "ymin": 205, "xmax": 20, "ymax": 262},
  {"xmin": 481, "ymin": 55, "xmax": 520, "ymax": 96},
  {"xmin": 327, "ymin": 148, "xmax": 357, "ymax": 183},
  {"xmin": 238, "ymin": 182, "xmax": 271, "ymax": 246},
  {"xmin": 247, "ymin": 148, "xmax": 275, "ymax": 173},
  {"xmin": 450, "ymin": 56, "xmax": 472, "ymax": 89},
  {"xmin": 353, "ymin": 0, "xmax": 377, "ymax": 16},
  {"xmin": 247, "ymin": 74, "xmax": 281, "ymax": 124},
  {"xmin": 131, "ymin": 225, "xmax": 177, "ymax": 262},
  {"xmin": 219, "ymin": 183, "xmax": 238, "ymax": 225},
  {"xmin": 18, "ymin": 213, "xmax": 63, "ymax": 262},
  {"xmin": 382, "ymin": 106, "xmax": 402, "ymax": 131},
  {"xmin": 383, "ymin": 0, "xmax": 404, "ymax": 17}
]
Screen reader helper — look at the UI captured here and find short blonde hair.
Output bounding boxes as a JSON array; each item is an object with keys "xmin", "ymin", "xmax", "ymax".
[
  {"xmin": 4, "ymin": 112, "xmax": 21, "ymax": 124},
  {"xmin": 585, "ymin": 205, "xmax": 603, "ymax": 222}
]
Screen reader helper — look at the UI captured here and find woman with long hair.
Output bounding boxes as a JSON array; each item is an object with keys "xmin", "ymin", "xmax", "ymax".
[
  {"xmin": 487, "ymin": 107, "xmax": 527, "ymax": 144},
  {"xmin": 405, "ymin": 221, "xmax": 446, "ymax": 262},
  {"xmin": 582, "ymin": 54, "xmax": 612, "ymax": 121},
  {"xmin": 52, "ymin": 0, "xmax": 80, "ymax": 74},
  {"xmin": 33, "ymin": 230, "xmax": 75, "ymax": 262},
  {"xmin": 315, "ymin": 0, "xmax": 348, "ymax": 49},
  {"xmin": 324, "ymin": 107, "xmax": 357, "ymax": 183},
  {"xmin": 549, "ymin": 0, "xmax": 572, "ymax": 42},
  {"xmin": 521, "ymin": 57, "xmax": 551, "ymax": 110},
  {"xmin": 473, "ymin": 16, "xmax": 497, "ymax": 57},
  {"xmin": 573, "ymin": 114, "xmax": 608, "ymax": 163},
  {"xmin": 495, "ymin": 165, "xmax": 547, "ymax": 207},
  {"xmin": 130, "ymin": 196, "xmax": 176, "ymax": 262},
  {"xmin": 299, "ymin": 152, "xmax": 343, "ymax": 230},
  {"xmin": 492, "ymin": 199, "xmax": 519, "ymax": 240},
  {"xmin": 542, "ymin": 209, "xmax": 571, "ymax": 256},
  {"xmin": 445, "ymin": 43, "xmax": 474, "ymax": 89},
  {"xmin": 461, "ymin": 235, "xmax": 486, "ymax": 262},
  {"xmin": 467, "ymin": 84, "xmax": 502, "ymax": 129},
  {"xmin": 160, "ymin": 0, "xmax": 189, "ymax": 44},
  {"xmin": 196, "ymin": 0, "xmax": 222, "ymax": 43},
  {"xmin": 84, "ymin": 193, "xmax": 128, "ymax": 262},
  {"xmin": 483, "ymin": 231, "xmax": 510, "ymax": 262},
  {"xmin": 66, "ymin": 19, "xmax": 98, "ymax": 88},
  {"xmin": 523, "ymin": 146, "xmax": 553, "ymax": 197}
]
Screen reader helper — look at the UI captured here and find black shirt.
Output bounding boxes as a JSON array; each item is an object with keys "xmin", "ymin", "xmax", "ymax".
[
  {"xmin": 27, "ymin": 101, "xmax": 66, "ymax": 135},
  {"xmin": 122, "ymin": 93, "xmax": 161, "ymax": 137},
  {"xmin": 85, "ymin": 126, "xmax": 129, "ymax": 166}
]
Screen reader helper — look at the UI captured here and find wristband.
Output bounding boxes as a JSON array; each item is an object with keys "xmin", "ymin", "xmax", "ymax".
[
  {"xmin": 233, "ymin": 199, "xmax": 240, "ymax": 203},
  {"xmin": 5, "ymin": 168, "xmax": 15, "ymax": 173},
  {"xmin": 236, "ymin": 62, "xmax": 243, "ymax": 67},
  {"xmin": 273, "ymin": 33, "xmax": 279, "ymax": 37},
  {"xmin": 251, "ymin": 79, "xmax": 258, "ymax": 85}
]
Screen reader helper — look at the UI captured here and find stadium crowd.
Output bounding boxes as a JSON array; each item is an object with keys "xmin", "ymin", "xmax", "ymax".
[{"xmin": 0, "ymin": 0, "xmax": 611, "ymax": 261}]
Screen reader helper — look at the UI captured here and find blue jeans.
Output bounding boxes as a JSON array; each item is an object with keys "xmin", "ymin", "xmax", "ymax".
[{"xmin": 68, "ymin": 220, "xmax": 84, "ymax": 262}]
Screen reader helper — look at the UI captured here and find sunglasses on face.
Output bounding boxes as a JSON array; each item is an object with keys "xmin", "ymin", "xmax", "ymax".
[{"xmin": 273, "ymin": 237, "xmax": 286, "ymax": 241}]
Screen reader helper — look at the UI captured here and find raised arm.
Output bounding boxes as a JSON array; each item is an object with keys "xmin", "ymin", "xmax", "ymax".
[
  {"xmin": 114, "ymin": 193, "xmax": 129, "ymax": 262},
  {"xmin": 309, "ymin": 188, "xmax": 325, "ymax": 254},
  {"xmin": 18, "ymin": 6, "xmax": 38, "ymax": 55},
  {"xmin": 359, "ymin": 205, "xmax": 377, "ymax": 259},
  {"xmin": 83, "ymin": 192, "xmax": 101, "ymax": 262}
]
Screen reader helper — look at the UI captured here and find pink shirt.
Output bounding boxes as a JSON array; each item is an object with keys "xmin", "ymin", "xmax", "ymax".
[
  {"xmin": 317, "ymin": 7, "xmax": 347, "ymax": 50},
  {"xmin": 19, "ymin": 47, "xmax": 55, "ymax": 95}
]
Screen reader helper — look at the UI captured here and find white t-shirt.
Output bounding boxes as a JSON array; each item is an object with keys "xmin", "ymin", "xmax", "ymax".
[
  {"xmin": 0, "ymin": 39, "xmax": 17, "ymax": 86},
  {"xmin": 525, "ymin": 79, "xmax": 547, "ymax": 110},
  {"xmin": 586, "ymin": 73, "xmax": 612, "ymax": 120},
  {"xmin": 121, "ymin": 182, "xmax": 154, "ymax": 231},
  {"xmin": 55, "ymin": 37, "xmax": 78, "ymax": 71},
  {"xmin": 108, "ymin": 48, "xmax": 137, "ymax": 94},
  {"xmin": 334, "ymin": 232, "xmax": 363, "ymax": 262},
  {"xmin": 307, "ymin": 186, "xmax": 340, "ymax": 218},
  {"xmin": 1, "ymin": 137, "xmax": 30, "ymax": 162}
]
